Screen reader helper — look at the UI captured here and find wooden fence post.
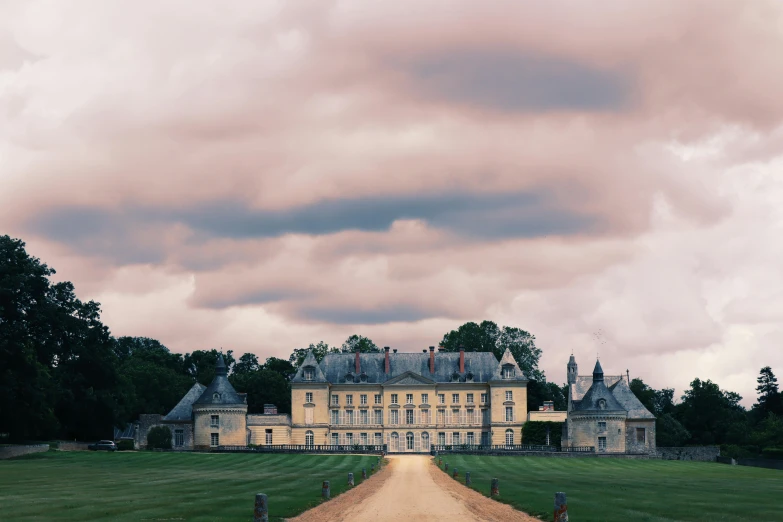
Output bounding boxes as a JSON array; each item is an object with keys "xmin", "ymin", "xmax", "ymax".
[
  {"xmin": 253, "ymin": 493, "xmax": 268, "ymax": 522},
  {"xmin": 348, "ymin": 473, "xmax": 354, "ymax": 487},
  {"xmin": 491, "ymin": 478, "xmax": 499, "ymax": 497},
  {"xmin": 453, "ymin": 468, "xmax": 458, "ymax": 478},
  {"xmin": 362, "ymin": 468, "xmax": 367, "ymax": 479},
  {"xmin": 322, "ymin": 481, "xmax": 330, "ymax": 499},
  {"xmin": 465, "ymin": 471, "xmax": 471, "ymax": 486}
]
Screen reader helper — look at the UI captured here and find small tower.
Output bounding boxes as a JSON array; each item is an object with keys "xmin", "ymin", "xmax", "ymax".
[
  {"xmin": 567, "ymin": 354, "xmax": 578, "ymax": 385},
  {"xmin": 592, "ymin": 359, "xmax": 604, "ymax": 382}
]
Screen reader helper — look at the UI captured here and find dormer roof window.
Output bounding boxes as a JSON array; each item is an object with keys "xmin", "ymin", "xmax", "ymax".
[
  {"xmin": 303, "ymin": 367, "xmax": 315, "ymax": 381},
  {"xmin": 502, "ymin": 365, "xmax": 515, "ymax": 379}
]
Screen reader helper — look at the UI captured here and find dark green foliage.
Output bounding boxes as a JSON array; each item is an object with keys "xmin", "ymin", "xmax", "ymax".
[
  {"xmin": 262, "ymin": 357, "xmax": 296, "ymax": 380},
  {"xmin": 526, "ymin": 380, "xmax": 567, "ymax": 413},
  {"xmin": 676, "ymin": 378, "xmax": 747, "ymax": 445},
  {"xmin": 146, "ymin": 426, "xmax": 172, "ymax": 449},
  {"xmin": 116, "ymin": 440, "xmax": 134, "ymax": 451},
  {"xmin": 340, "ymin": 334, "xmax": 381, "ymax": 353},
  {"xmin": 754, "ymin": 366, "xmax": 783, "ymax": 417},
  {"xmin": 289, "ymin": 341, "xmax": 338, "ymax": 369},
  {"xmin": 183, "ymin": 349, "xmax": 234, "ymax": 385},
  {"xmin": 230, "ymin": 369, "xmax": 291, "ymax": 414},
  {"xmin": 720, "ymin": 445, "xmax": 760, "ymax": 459},
  {"xmin": 521, "ymin": 421, "xmax": 562, "ymax": 446},
  {"xmin": 655, "ymin": 413, "xmax": 691, "ymax": 447},
  {"xmin": 761, "ymin": 447, "xmax": 783, "ymax": 460}
]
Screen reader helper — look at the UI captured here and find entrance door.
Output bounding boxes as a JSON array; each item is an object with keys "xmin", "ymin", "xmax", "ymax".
[
  {"xmin": 406, "ymin": 432, "xmax": 414, "ymax": 451},
  {"xmin": 422, "ymin": 432, "xmax": 430, "ymax": 452}
]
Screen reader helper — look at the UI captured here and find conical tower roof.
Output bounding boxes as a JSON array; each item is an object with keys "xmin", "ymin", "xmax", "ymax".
[
  {"xmin": 593, "ymin": 359, "xmax": 604, "ymax": 381},
  {"xmin": 193, "ymin": 354, "xmax": 245, "ymax": 405}
]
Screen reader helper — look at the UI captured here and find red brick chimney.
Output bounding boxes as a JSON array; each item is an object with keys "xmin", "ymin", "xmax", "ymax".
[
  {"xmin": 384, "ymin": 346, "xmax": 390, "ymax": 374},
  {"xmin": 437, "ymin": 344, "xmax": 445, "ymax": 352},
  {"xmin": 459, "ymin": 345, "xmax": 465, "ymax": 373},
  {"xmin": 355, "ymin": 349, "xmax": 361, "ymax": 374},
  {"xmin": 429, "ymin": 346, "xmax": 435, "ymax": 374}
]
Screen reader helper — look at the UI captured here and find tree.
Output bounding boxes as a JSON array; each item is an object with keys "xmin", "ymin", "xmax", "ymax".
[
  {"xmin": 262, "ymin": 357, "xmax": 296, "ymax": 380},
  {"xmin": 183, "ymin": 349, "xmax": 235, "ymax": 385},
  {"xmin": 146, "ymin": 426, "xmax": 172, "ymax": 449},
  {"xmin": 340, "ymin": 334, "xmax": 380, "ymax": 353},
  {"xmin": 230, "ymin": 369, "xmax": 291, "ymax": 414},
  {"xmin": 656, "ymin": 413, "xmax": 691, "ymax": 447},
  {"xmin": 233, "ymin": 353, "xmax": 260, "ymax": 375},
  {"xmin": 289, "ymin": 341, "xmax": 338, "ymax": 369},
  {"xmin": 629, "ymin": 378, "xmax": 676, "ymax": 417},
  {"xmin": 755, "ymin": 367, "xmax": 783, "ymax": 417},
  {"xmin": 675, "ymin": 378, "xmax": 746, "ymax": 445}
]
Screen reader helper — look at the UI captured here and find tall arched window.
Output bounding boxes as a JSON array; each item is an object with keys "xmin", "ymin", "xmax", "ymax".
[
  {"xmin": 406, "ymin": 432, "xmax": 414, "ymax": 450},
  {"xmin": 305, "ymin": 430, "xmax": 314, "ymax": 447},
  {"xmin": 391, "ymin": 432, "xmax": 399, "ymax": 452},
  {"xmin": 505, "ymin": 429, "xmax": 514, "ymax": 446},
  {"xmin": 421, "ymin": 432, "xmax": 430, "ymax": 451}
]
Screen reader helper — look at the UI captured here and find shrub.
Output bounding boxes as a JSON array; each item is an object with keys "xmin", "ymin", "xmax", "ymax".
[
  {"xmin": 146, "ymin": 426, "xmax": 172, "ymax": 450},
  {"xmin": 761, "ymin": 447, "xmax": 783, "ymax": 460},
  {"xmin": 522, "ymin": 421, "xmax": 562, "ymax": 447},
  {"xmin": 117, "ymin": 440, "xmax": 135, "ymax": 451},
  {"xmin": 720, "ymin": 444, "xmax": 759, "ymax": 459}
]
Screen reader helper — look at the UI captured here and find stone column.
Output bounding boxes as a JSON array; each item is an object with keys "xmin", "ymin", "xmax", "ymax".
[
  {"xmin": 253, "ymin": 493, "xmax": 268, "ymax": 522},
  {"xmin": 554, "ymin": 492, "xmax": 568, "ymax": 521},
  {"xmin": 491, "ymin": 478, "xmax": 499, "ymax": 497},
  {"xmin": 465, "ymin": 472, "xmax": 471, "ymax": 486},
  {"xmin": 322, "ymin": 481, "xmax": 330, "ymax": 499},
  {"xmin": 445, "ymin": 463, "xmax": 449, "ymax": 472},
  {"xmin": 348, "ymin": 473, "xmax": 354, "ymax": 486},
  {"xmin": 452, "ymin": 468, "xmax": 458, "ymax": 478},
  {"xmin": 362, "ymin": 468, "xmax": 367, "ymax": 479}
]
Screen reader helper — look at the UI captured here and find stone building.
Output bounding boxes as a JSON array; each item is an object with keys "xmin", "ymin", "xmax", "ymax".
[
  {"xmin": 563, "ymin": 355, "xmax": 656, "ymax": 453},
  {"xmin": 134, "ymin": 346, "xmax": 529, "ymax": 451}
]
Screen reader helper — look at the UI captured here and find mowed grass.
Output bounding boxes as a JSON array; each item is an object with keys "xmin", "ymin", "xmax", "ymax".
[
  {"xmin": 0, "ymin": 451, "xmax": 379, "ymax": 521},
  {"xmin": 435, "ymin": 455, "xmax": 783, "ymax": 521}
]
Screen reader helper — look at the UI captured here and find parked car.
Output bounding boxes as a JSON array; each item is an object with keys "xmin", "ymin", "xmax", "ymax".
[{"xmin": 88, "ymin": 440, "xmax": 117, "ymax": 451}]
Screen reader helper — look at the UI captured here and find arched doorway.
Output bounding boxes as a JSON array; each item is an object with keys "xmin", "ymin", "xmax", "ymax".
[
  {"xmin": 422, "ymin": 432, "xmax": 430, "ymax": 452},
  {"xmin": 305, "ymin": 430, "xmax": 314, "ymax": 447},
  {"xmin": 406, "ymin": 432, "xmax": 414, "ymax": 451},
  {"xmin": 391, "ymin": 432, "xmax": 399, "ymax": 452},
  {"xmin": 505, "ymin": 429, "xmax": 514, "ymax": 446}
]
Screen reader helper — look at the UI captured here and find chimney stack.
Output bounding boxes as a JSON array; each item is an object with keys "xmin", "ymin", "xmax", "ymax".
[
  {"xmin": 393, "ymin": 348, "xmax": 397, "ymax": 353},
  {"xmin": 459, "ymin": 345, "xmax": 465, "ymax": 373},
  {"xmin": 384, "ymin": 346, "xmax": 390, "ymax": 374},
  {"xmin": 429, "ymin": 346, "xmax": 435, "ymax": 374},
  {"xmin": 355, "ymin": 349, "xmax": 361, "ymax": 374},
  {"xmin": 437, "ymin": 344, "xmax": 445, "ymax": 352}
]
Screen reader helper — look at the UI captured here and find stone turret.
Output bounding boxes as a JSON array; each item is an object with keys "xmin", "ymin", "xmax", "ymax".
[{"xmin": 567, "ymin": 354, "xmax": 578, "ymax": 385}]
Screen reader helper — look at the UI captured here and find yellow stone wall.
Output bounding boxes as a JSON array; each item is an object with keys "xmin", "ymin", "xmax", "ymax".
[
  {"xmin": 527, "ymin": 410, "xmax": 567, "ymax": 422},
  {"xmin": 291, "ymin": 384, "xmax": 330, "ymax": 426},
  {"xmin": 192, "ymin": 407, "xmax": 247, "ymax": 447},
  {"xmin": 248, "ymin": 425, "xmax": 291, "ymax": 445}
]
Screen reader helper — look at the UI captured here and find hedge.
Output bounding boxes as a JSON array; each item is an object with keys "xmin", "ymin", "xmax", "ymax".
[
  {"xmin": 522, "ymin": 421, "xmax": 562, "ymax": 446},
  {"xmin": 146, "ymin": 426, "xmax": 172, "ymax": 450}
]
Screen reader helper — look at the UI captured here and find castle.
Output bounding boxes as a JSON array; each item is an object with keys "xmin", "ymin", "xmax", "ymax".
[{"xmin": 134, "ymin": 348, "xmax": 656, "ymax": 453}]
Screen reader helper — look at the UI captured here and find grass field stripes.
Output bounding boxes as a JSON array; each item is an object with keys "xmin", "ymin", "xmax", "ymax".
[{"xmin": 435, "ymin": 454, "xmax": 783, "ymax": 521}]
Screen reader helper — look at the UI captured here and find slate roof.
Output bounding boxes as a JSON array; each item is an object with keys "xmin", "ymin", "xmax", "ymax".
[
  {"xmin": 114, "ymin": 424, "xmax": 136, "ymax": 439},
  {"xmin": 193, "ymin": 355, "xmax": 246, "ymax": 406},
  {"xmin": 291, "ymin": 350, "xmax": 328, "ymax": 383},
  {"xmin": 163, "ymin": 383, "xmax": 207, "ymax": 421},
  {"xmin": 608, "ymin": 378, "xmax": 656, "ymax": 419},
  {"xmin": 568, "ymin": 359, "xmax": 655, "ymax": 418},
  {"xmin": 489, "ymin": 348, "xmax": 529, "ymax": 382},
  {"xmin": 293, "ymin": 349, "xmax": 506, "ymax": 384}
]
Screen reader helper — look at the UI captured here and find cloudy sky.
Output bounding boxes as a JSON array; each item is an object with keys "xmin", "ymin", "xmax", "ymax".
[{"xmin": 2, "ymin": 0, "xmax": 782, "ymax": 406}]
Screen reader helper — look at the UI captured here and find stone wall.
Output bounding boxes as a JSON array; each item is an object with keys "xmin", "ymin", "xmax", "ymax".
[
  {"xmin": 0, "ymin": 444, "xmax": 49, "ymax": 459},
  {"xmin": 57, "ymin": 441, "xmax": 90, "ymax": 451},
  {"xmin": 625, "ymin": 420, "xmax": 656, "ymax": 454},
  {"xmin": 653, "ymin": 446, "xmax": 720, "ymax": 461},
  {"xmin": 135, "ymin": 414, "xmax": 163, "ymax": 449},
  {"xmin": 736, "ymin": 458, "xmax": 783, "ymax": 470}
]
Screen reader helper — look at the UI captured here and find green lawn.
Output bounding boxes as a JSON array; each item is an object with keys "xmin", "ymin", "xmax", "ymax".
[
  {"xmin": 435, "ymin": 455, "xmax": 783, "ymax": 521},
  {"xmin": 0, "ymin": 451, "xmax": 380, "ymax": 521}
]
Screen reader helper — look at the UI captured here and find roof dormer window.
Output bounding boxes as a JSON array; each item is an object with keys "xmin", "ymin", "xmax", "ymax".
[
  {"xmin": 451, "ymin": 372, "xmax": 460, "ymax": 382},
  {"xmin": 345, "ymin": 372, "xmax": 354, "ymax": 383},
  {"xmin": 502, "ymin": 365, "xmax": 515, "ymax": 379},
  {"xmin": 212, "ymin": 392, "xmax": 221, "ymax": 402},
  {"xmin": 303, "ymin": 367, "xmax": 315, "ymax": 381},
  {"xmin": 597, "ymin": 398, "xmax": 607, "ymax": 410}
]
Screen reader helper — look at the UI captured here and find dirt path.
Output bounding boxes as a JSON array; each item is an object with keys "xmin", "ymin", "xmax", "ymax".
[{"xmin": 289, "ymin": 455, "xmax": 537, "ymax": 522}]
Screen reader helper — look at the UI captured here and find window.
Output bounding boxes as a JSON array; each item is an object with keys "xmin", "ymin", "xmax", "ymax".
[
  {"xmin": 391, "ymin": 432, "xmax": 399, "ymax": 451},
  {"xmin": 438, "ymin": 394, "xmax": 445, "ymax": 404},
  {"xmin": 480, "ymin": 393, "xmax": 488, "ymax": 404},
  {"xmin": 422, "ymin": 432, "xmax": 430, "ymax": 450},
  {"xmin": 406, "ymin": 432, "xmax": 414, "ymax": 450},
  {"xmin": 421, "ymin": 393, "xmax": 429, "ymax": 404},
  {"xmin": 390, "ymin": 410, "xmax": 399, "ymax": 425},
  {"xmin": 482, "ymin": 409, "xmax": 490, "ymax": 425},
  {"xmin": 331, "ymin": 410, "xmax": 339, "ymax": 425},
  {"xmin": 361, "ymin": 433, "xmax": 368, "ymax": 445},
  {"xmin": 636, "ymin": 428, "xmax": 646, "ymax": 443},
  {"xmin": 265, "ymin": 429, "xmax": 272, "ymax": 445},
  {"xmin": 346, "ymin": 433, "xmax": 353, "ymax": 445},
  {"xmin": 305, "ymin": 430, "xmax": 314, "ymax": 447},
  {"xmin": 346, "ymin": 410, "xmax": 354, "ymax": 425},
  {"xmin": 374, "ymin": 433, "xmax": 382, "ymax": 445},
  {"xmin": 505, "ymin": 391, "xmax": 513, "ymax": 401},
  {"xmin": 466, "ymin": 409, "xmax": 475, "ymax": 424},
  {"xmin": 331, "ymin": 433, "xmax": 339, "ymax": 445},
  {"xmin": 391, "ymin": 394, "xmax": 398, "ymax": 405},
  {"xmin": 210, "ymin": 433, "xmax": 219, "ymax": 447},
  {"xmin": 360, "ymin": 394, "xmax": 367, "ymax": 405},
  {"xmin": 505, "ymin": 429, "xmax": 514, "ymax": 445},
  {"xmin": 466, "ymin": 393, "xmax": 474, "ymax": 404},
  {"xmin": 305, "ymin": 408, "xmax": 313, "ymax": 425},
  {"xmin": 505, "ymin": 406, "xmax": 513, "ymax": 422},
  {"xmin": 503, "ymin": 366, "xmax": 515, "ymax": 378},
  {"xmin": 481, "ymin": 432, "xmax": 489, "ymax": 446},
  {"xmin": 452, "ymin": 393, "xmax": 460, "ymax": 404},
  {"xmin": 346, "ymin": 394, "xmax": 353, "ymax": 405},
  {"xmin": 174, "ymin": 429, "xmax": 184, "ymax": 447},
  {"xmin": 406, "ymin": 393, "xmax": 414, "ymax": 404},
  {"xmin": 467, "ymin": 432, "xmax": 475, "ymax": 445},
  {"xmin": 597, "ymin": 399, "xmax": 607, "ymax": 410},
  {"xmin": 360, "ymin": 410, "xmax": 369, "ymax": 424},
  {"xmin": 374, "ymin": 394, "xmax": 382, "ymax": 404},
  {"xmin": 374, "ymin": 410, "xmax": 383, "ymax": 424},
  {"xmin": 437, "ymin": 410, "xmax": 445, "ymax": 424},
  {"xmin": 210, "ymin": 415, "xmax": 219, "ymax": 428},
  {"xmin": 405, "ymin": 410, "xmax": 414, "ymax": 424},
  {"xmin": 453, "ymin": 432, "xmax": 460, "ymax": 445},
  {"xmin": 598, "ymin": 436, "xmax": 607, "ymax": 451},
  {"xmin": 438, "ymin": 432, "xmax": 445, "ymax": 445},
  {"xmin": 306, "ymin": 392, "xmax": 313, "ymax": 403},
  {"xmin": 598, "ymin": 421, "xmax": 607, "ymax": 432},
  {"xmin": 422, "ymin": 410, "xmax": 430, "ymax": 424},
  {"xmin": 331, "ymin": 395, "xmax": 339, "ymax": 405},
  {"xmin": 303, "ymin": 367, "xmax": 314, "ymax": 381}
]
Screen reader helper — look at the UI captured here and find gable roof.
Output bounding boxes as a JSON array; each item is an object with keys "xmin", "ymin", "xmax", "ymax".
[
  {"xmin": 163, "ymin": 383, "xmax": 207, "ymax": 421},
  {"xmin": 608, "ymin": 378, "xmax": 656, "ymax": 419},
  {"xmin": 291, "ymin": 350, "xmax": 328, "ymax": 383},
  {"xmin": 383, "ymin": 371, "xmax": 435, "ymax": 386},
  {"xmin": 490, "ymin": 348, "xmax": 529, "ymax": 382},
  {"xmin": 313, "ymin": 351, "xmax": 501, "ymax": 384}
]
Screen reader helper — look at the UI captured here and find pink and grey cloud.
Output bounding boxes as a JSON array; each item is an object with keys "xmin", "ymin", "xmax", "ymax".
[{"xmin": 2, "ymin": 0, "xmax": 783, "ymax": 405}]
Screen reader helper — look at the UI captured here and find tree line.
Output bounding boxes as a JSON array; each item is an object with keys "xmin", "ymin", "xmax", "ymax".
[{"xmin": 2, "ymin": 234, "xmax": 781, "ymax": 457}]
